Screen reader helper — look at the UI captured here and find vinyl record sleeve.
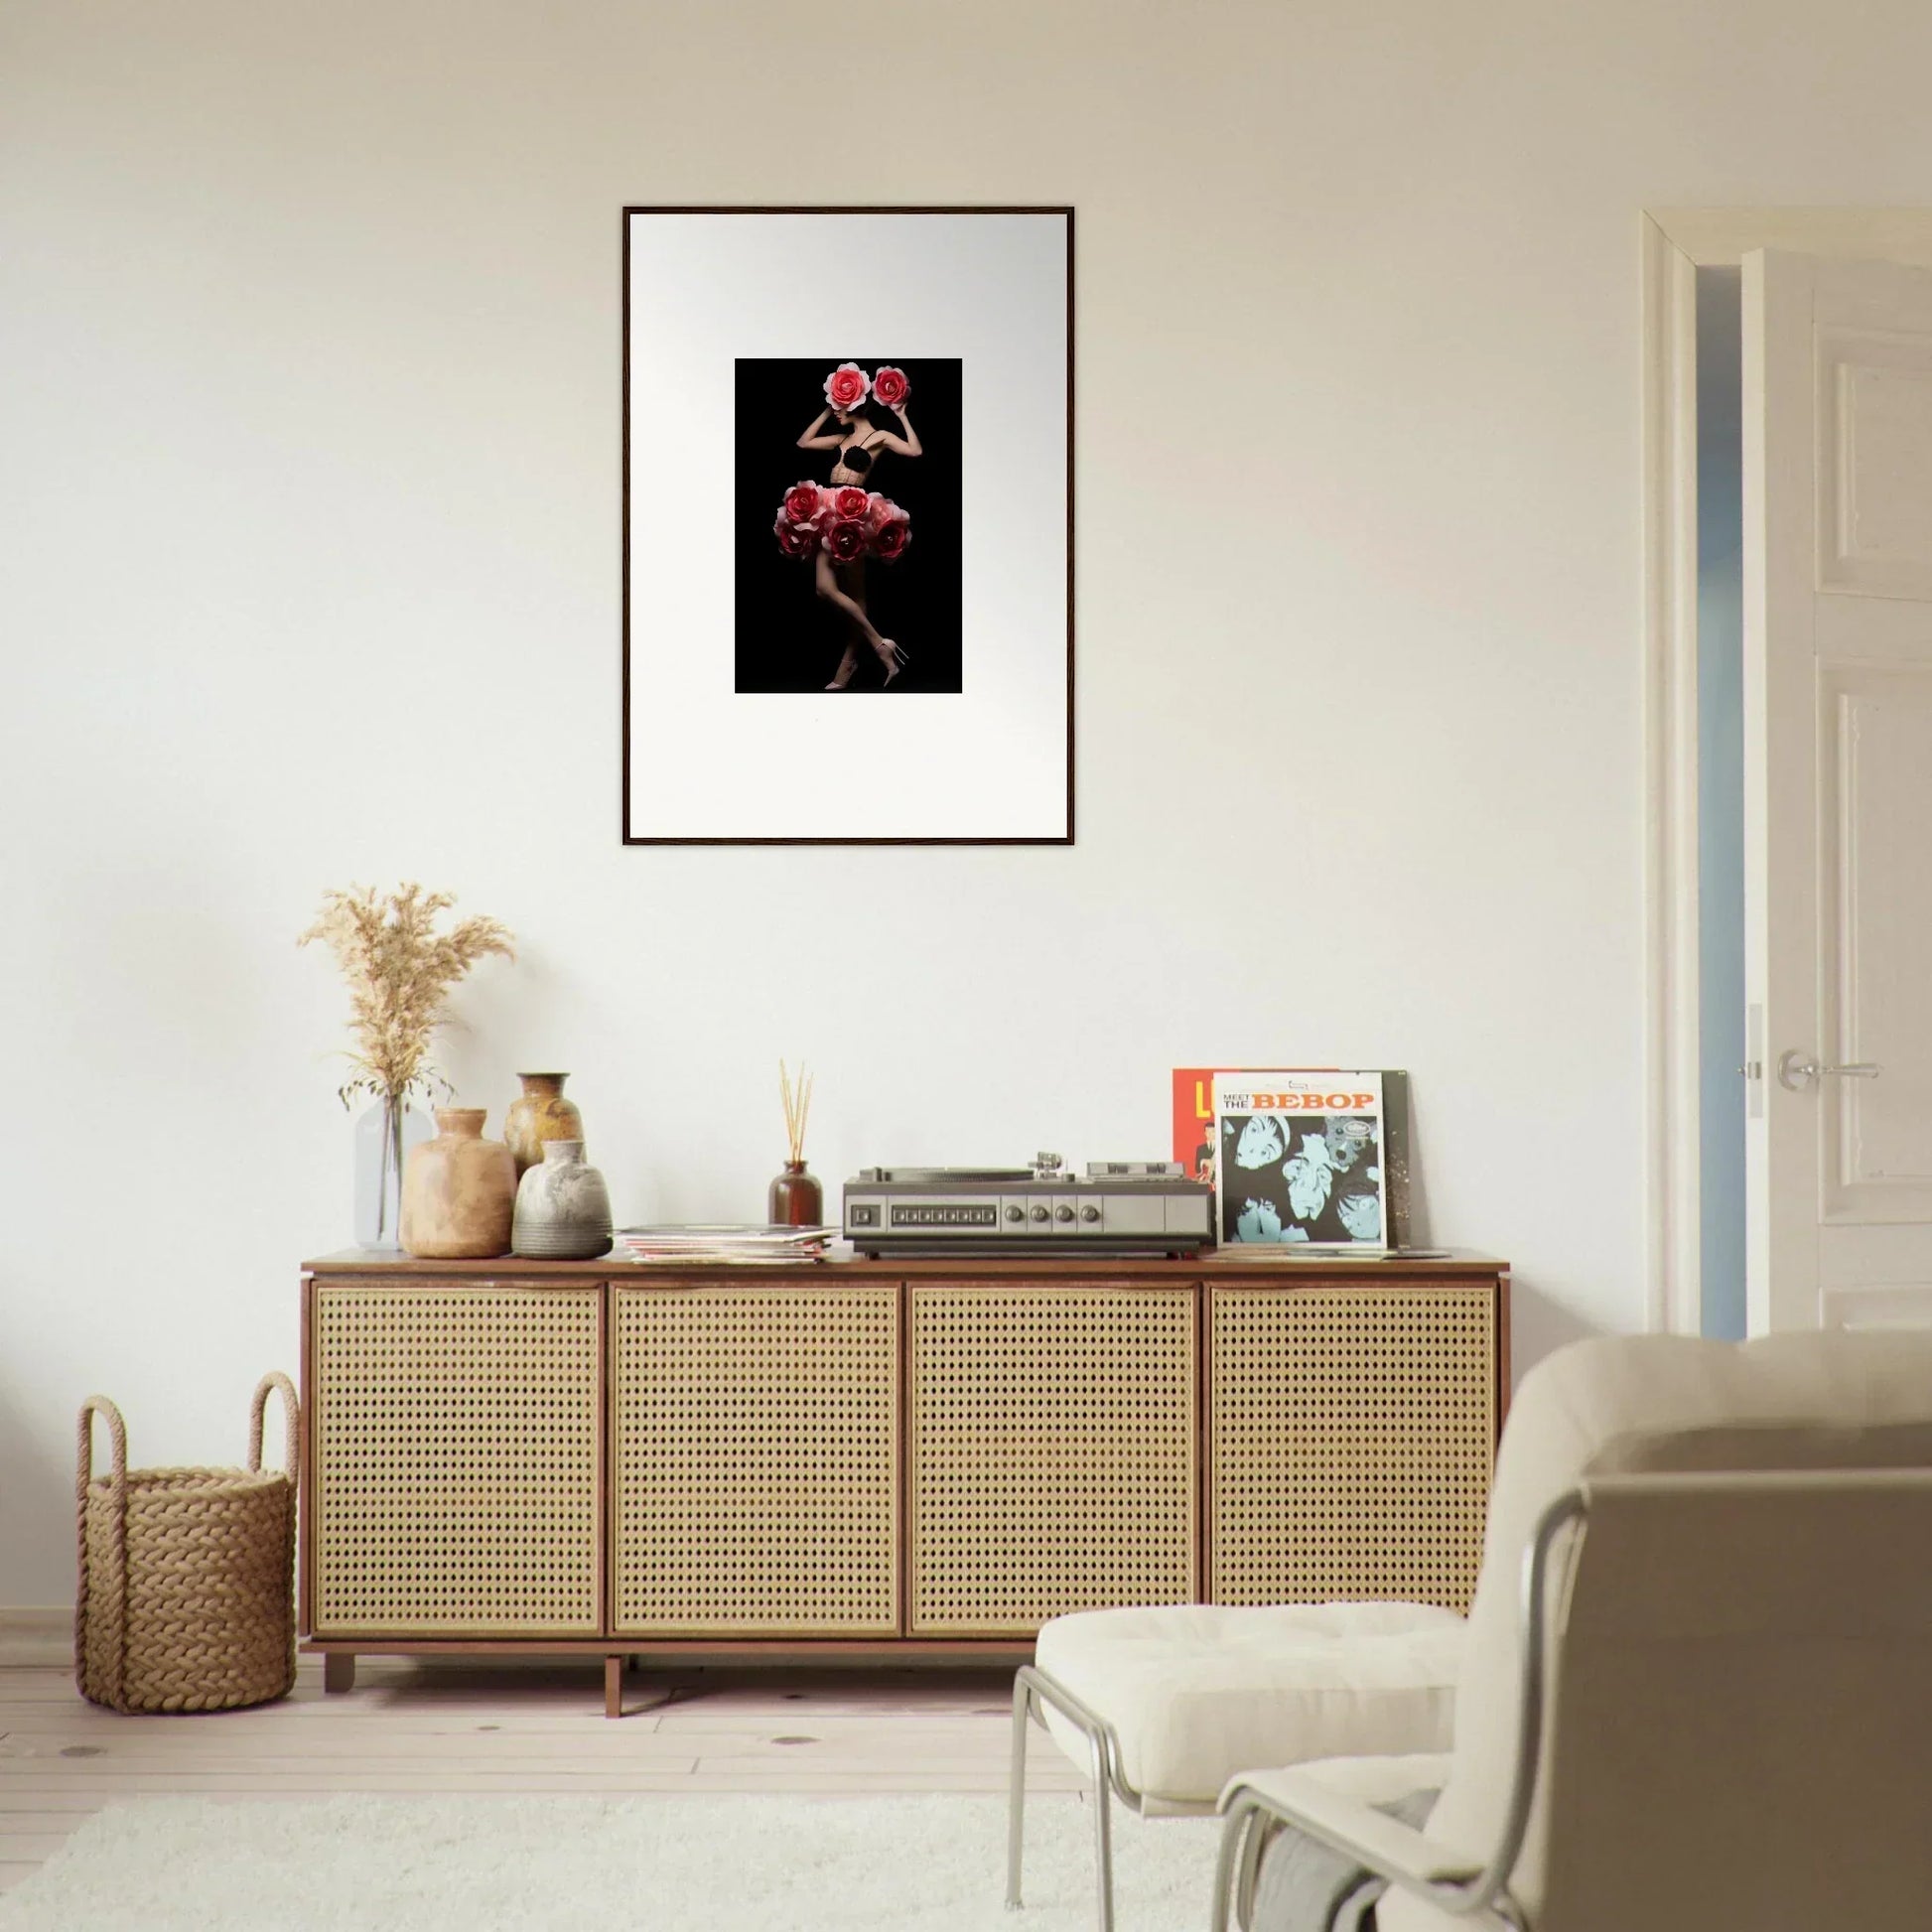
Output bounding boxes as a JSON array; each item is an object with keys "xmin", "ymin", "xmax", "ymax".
[{"xmin": 1175, "ymin": 1068, "xmax": 1413, "ymax": 1249}]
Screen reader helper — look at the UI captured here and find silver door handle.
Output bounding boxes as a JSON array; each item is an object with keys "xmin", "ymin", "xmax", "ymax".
[{"xmin": 1777, "ymin": 1050, "xmax": 1881, "ymax": 1091}]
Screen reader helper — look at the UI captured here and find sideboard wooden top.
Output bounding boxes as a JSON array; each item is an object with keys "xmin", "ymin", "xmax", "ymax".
[{"xmin": 305, "ymin": 1247, "xmax": 1506, "ymax": 1282}]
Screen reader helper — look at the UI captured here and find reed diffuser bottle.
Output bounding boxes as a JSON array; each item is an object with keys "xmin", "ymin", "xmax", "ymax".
[{"xmin": 768, "ymin": 1058, "xmax": 823, "ymax": 1226}]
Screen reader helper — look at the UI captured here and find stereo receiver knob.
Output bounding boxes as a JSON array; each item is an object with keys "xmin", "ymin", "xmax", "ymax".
[
  {"xmin": 1080, "ymin": 1205, "xmax": 1101, "ymax": 1223},
  {"xmin": 1054, "ymin": 1205, "xmax": 1075, "ymax": 1223},
  {"xmin": 1029, "ymin": 1205, "xmax": 1050, "ymax": 1223},
  {"xmin": 1005, "ymin": 1204, "xmax": 1025, "ymax": 1222}
]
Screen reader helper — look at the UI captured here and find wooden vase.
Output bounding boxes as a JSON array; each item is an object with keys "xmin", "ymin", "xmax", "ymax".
[
  {"xmin": 400, "ymin": 1109, "xmax": 516, "ymax": 1259},
  {"xmin": 504, "ymin": 1072, "xmax": 586, "ymax": 1177}
]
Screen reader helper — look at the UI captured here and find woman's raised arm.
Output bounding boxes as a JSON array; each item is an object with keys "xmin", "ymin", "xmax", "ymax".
[
  {"xmin": 797, "ymin": 405, "xmax": 843, "ymax": 451},
  {"xmin": 875, "ymin": 406, "xmax": 921, "ymax": 459}
]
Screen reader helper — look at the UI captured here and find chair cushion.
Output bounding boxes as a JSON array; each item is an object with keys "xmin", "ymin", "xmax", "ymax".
[
  {"xmin": 1033, "ymin": 1601, "xmax": 1465, "ymax": 1810},
  {"xmin": 1251, "ymin": 1750, "xmax": 1453, "ymax": 1810}
]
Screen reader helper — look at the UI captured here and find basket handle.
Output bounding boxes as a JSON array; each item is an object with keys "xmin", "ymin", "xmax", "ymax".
[
  {"xmin": 75, "ymin": 1395, "xmax": 129, "ymax": 1708},
  {"xmin": 248, "ymin": 1372, "xmax": 299, "ymax": 1477},
  {"xmin": 77, "ymin": 1394, "xmax": 128, "ymax": 1504}
]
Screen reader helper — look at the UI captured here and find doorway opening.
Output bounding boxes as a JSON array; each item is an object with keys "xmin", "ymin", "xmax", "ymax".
[{"xmin": 1695, "ymin": 267, "xmax": 1745, "ymax": 1340}]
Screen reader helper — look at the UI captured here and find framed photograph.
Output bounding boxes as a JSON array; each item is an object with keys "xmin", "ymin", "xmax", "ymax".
[{"xmin": 622, "ymin": 207, "xmax": 1073, "ymax": 844}]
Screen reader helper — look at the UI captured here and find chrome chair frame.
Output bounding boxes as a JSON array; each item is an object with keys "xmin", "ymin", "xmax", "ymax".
[
  {"xmin": 1208, "ymin": 1491, "xmax": 1587, "ymax": 1932},
  {"xmin": 1007, "ymin": 1661, "xmax": 1215, "ymax": 1932}
]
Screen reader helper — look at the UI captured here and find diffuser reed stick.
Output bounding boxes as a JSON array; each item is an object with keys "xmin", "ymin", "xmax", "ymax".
[{"xmin": 779, "ymin": 1058, "xmax": 814, "ymax": 1164}]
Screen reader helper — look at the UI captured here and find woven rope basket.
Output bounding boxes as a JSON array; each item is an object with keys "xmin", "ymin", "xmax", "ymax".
[{"xmin": 75, "ymin": 1373, "xmax": 298, "ymax": 1714}]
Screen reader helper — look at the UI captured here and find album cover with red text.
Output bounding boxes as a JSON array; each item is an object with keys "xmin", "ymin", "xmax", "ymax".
[
  {"xmin": 1172, "ymin": 1067, "xmax": 1412, "ymax": 1246},
  {"xmin": 1171, "ymin": 1068, "xmax": 1342, "ymax": 1181}
]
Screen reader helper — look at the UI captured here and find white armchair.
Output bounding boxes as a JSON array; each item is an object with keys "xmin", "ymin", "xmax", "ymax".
[{"xmin": 1212, "ymin": 1329, "xmax": 1932, "ymax": 1932}]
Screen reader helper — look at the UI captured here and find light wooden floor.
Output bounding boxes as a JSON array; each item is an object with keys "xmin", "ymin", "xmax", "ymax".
[{"xmin": 0, "ymin": 1657, "xmax": 1084, "ymax": 1893}]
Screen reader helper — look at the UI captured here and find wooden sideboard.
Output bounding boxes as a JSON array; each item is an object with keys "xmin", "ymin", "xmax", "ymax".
[{"xmin": 299, "ymin": 1250, "xmax": 1509, "ymax": 1714}]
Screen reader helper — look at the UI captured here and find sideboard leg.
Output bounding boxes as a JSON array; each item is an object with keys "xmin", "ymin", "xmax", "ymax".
[
  {"xmin": 323, "ymin": 1653, "xmax": 356, "ymax": 1696},
  {"xmin": 605, "ymin": 1654, "xmax": 622, "ymax": 1719}
]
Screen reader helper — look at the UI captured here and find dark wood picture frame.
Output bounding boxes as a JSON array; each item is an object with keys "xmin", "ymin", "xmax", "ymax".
[{"xmin": 621, "ymin": 205, "xmax": 1075, "ymax": 846}]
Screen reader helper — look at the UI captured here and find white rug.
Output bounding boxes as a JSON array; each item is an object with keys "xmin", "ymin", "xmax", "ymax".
[{"xmin": 0, "ymin": 1793, "xmax": 1222, "ymax": 1931}]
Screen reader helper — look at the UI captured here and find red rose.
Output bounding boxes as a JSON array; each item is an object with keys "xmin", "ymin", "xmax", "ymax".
[
  {"xmin": 872, "ymin": 365, "xmax": 909, "ymax": 408},
  {"xmin": 832, "ymin": 484, "xmax": 870, "ymax": 522},
  {"xmin": 783, "ymin": 481, "xmax": 826, "ymax": 527},
  {"xmin": 773, "ymin": 514, "xmax": 816, "ymax": 561},
  {"xmin": 824, "ymin": 362, "xmax": 870, "ymax": 411},
  {"xmin": 863, "ymin": 492, "xmax": 896, "ymax": 531},
  {"xmin": 822, "ymin": 517, "xmax": 870, "ymax": 565},
  {"xmin": 869, "ymin": 512, "xmax": 910, "ymax": 563}
]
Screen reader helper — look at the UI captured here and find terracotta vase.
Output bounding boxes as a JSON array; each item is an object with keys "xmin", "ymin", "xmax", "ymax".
[
  {"xmin": 512, "ymin": 1141, "xmax": 615, "ymax": 1260},
  {"xmin": 400, "ymin": 1109, "xmax": 516, "ymax": 1259},
  {"xmin": 767, "ymin": 1161, "xmax": 824, "ymax": 1227},
  {"xmin": 503, "ymin": 1072, "xmax": 585, "ymax": 1176}
]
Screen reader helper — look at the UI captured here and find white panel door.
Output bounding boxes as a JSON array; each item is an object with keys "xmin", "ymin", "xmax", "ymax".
[{"xmin": 1745, "ymin": 249, "xmax": 1932, "ymax": 1331}]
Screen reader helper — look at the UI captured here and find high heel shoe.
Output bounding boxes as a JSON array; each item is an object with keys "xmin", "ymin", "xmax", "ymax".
[
  {"xmin": 874, "ymin": 638, "xmax": 907, "ymax": 685},
  {"xmin": 824, "ymin": 645, "xmax": 861, "ymax": 691}
]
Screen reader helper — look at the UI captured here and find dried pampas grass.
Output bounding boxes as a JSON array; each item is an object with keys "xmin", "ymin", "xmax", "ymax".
[{"xmin": 299, "ymin": 883, "xmax": 515, "ymax": 1107}]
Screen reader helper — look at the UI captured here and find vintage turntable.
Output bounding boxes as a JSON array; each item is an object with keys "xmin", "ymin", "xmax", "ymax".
[{"xmin": 842, "ymin": 1154, "xmax": 1212, "ymax": 1258}]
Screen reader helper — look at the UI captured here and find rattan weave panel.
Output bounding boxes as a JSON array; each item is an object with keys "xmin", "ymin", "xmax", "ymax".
[
  {"xmin": 908, "ymin": 1284, "xmax": 1196, "ymax": 1635},
  {"xmin": 611, "ymin": 1284, "xmax": 899, "ymax": 1634},
  {"xmin": 313, "ymin": 1283, "xmax": 600, "ymax": 1635},
  {"xmin": 1209, "ymin": 1285, "xmax": 1494, "ymax": 1612}
]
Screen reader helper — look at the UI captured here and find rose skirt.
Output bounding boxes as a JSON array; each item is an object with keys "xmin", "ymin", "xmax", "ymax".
[{"xmin": 773, "ymin": 482, "xmax": 912, "ymax": 565}]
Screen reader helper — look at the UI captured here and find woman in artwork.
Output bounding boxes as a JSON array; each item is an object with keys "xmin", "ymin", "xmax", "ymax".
[{"xmin": 774, "ymin": 362, "xmax": 921, "ymax": 690}]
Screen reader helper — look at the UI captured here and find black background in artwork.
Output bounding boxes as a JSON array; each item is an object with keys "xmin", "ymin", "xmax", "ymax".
[{"xmin": 734, "ymin": 358, "xmax": 962, "ymax": 694}]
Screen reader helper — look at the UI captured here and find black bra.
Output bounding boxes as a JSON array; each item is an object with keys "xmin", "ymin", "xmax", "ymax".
[{"xmin": 840, "ymin": 444, "xmax": 873, "ymax": 474}]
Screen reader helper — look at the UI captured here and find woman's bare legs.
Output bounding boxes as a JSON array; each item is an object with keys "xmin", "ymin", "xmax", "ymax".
[
  {"xmin": 815, "ymin": 552, "xmax": 901, "ymax": 684},
  {"xmin": 846, "ymin": 563, "xmax": 906, "ymax": 680},
  {"xmin": 815, "ymin": 551, "xmax": 888, "ymax": 651}
]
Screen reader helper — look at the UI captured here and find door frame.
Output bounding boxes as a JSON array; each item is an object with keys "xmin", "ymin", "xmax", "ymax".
[{"xmin": 1640, "ymin": 209, "xmax": 1932, "ymax": 1335}]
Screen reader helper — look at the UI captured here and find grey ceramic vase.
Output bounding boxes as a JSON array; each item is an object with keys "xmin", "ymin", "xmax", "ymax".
[{"xmin": 511, "ymin": 1140, "xmax": 614, "ymax": 1260}]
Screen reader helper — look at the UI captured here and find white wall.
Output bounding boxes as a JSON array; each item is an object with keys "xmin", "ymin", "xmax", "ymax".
[{"xmin": 6, "ymin": 0, "xmax": 1930, "ymax": 1605}]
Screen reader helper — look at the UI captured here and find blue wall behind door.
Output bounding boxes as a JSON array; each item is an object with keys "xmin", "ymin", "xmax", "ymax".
[{"xmin": 1697, "ymin": 267, "xmax": 1746, "ymax": 1341}]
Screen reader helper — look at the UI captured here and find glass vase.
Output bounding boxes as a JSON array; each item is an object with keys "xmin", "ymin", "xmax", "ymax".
[{"xmin": 353, "ymin": 1094, "xmax": 432, "ymax": 1251}]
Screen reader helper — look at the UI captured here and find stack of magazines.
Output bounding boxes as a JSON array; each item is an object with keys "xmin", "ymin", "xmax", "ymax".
[{"xmin": 614, "ymin": 1224, "xmax": 837, "ymax": 1265}]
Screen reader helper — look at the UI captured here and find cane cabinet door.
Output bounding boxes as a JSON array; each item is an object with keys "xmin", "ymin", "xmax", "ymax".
[
  {"xmin": 1208, "ymin": 1283, "xmax": 1495, "ymax": 1612},
  {"xmin": 907, "ymin": 1282, "xmax": 1197, "ymax": 1634},
  {"xmin": 311, "ymin": 1281, "xmax": 603, "ymax": 1635},
  {"xmin": 610, "ymin": 1282, "xmax": 900, "ymax": 1635}
]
